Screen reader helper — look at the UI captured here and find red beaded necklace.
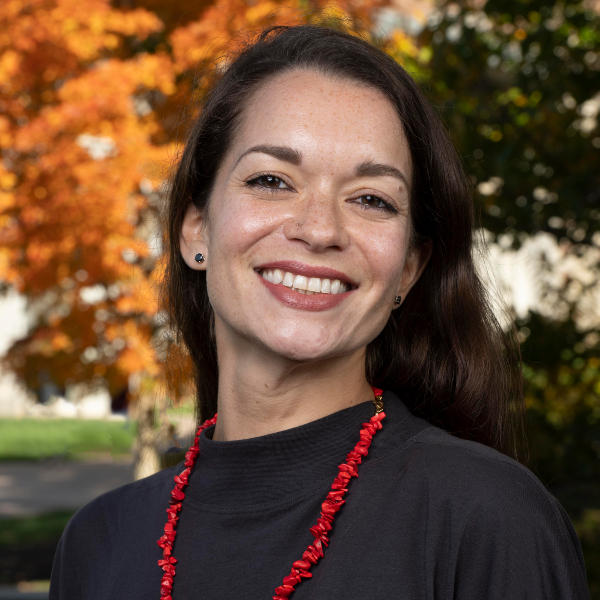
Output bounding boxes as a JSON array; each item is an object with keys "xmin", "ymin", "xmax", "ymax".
[{"xmin": 157, "ymin": 388, "xmax": 385, "ymax": 600}]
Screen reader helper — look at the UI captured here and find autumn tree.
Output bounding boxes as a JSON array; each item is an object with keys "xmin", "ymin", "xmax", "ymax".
[{"xmin": 0, "ymin": 0, "xmax": 170, "ymax": 398}]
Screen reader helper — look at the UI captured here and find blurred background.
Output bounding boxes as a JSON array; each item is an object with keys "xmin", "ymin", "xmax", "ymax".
[{"xmin": 0, "ymin": 0, "xmax": 598, "ymax": 597}]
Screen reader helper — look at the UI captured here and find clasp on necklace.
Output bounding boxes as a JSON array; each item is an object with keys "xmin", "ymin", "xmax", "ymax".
[{"xmin": 373, "ymin": 395, "xmax": 384, "ymax": 414}]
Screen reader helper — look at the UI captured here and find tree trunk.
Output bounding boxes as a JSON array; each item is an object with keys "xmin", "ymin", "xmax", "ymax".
[{"xmin": 133, "ymin": 401, "xmax": 161, "ymax": 481}]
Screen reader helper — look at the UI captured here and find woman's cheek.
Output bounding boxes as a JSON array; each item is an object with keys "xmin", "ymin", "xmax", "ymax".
[
  {"xmin": 215, "ymin": 196, "xmax": 287, "ymax": 252},
  {"xmin": 364, "ymin": 231, "xmax": 407, "ymax": 292}
]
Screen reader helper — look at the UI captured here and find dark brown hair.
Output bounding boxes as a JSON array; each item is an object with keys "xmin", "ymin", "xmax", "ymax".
[{"xmin": 163, "ymin": 24, "xmax": 528, "ymax": 463}]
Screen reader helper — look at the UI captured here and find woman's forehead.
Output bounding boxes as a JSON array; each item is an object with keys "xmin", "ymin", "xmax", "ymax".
[{"xmin": 230, "ymin": 69, "xmax": 412, "ymax": 177}]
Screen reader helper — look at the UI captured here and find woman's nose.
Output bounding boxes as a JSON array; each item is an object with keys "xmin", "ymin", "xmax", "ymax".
[{"xmin": 283, "ymin": 193, "xmax": 349, "ymax": 252}]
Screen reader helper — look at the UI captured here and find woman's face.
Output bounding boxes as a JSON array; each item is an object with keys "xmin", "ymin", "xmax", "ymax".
[{"xmin": 181, "ymin": 69, "xmax": 430, "ymax": 362}]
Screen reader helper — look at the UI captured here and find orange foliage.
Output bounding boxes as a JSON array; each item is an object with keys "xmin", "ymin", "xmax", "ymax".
[{"xmin": 0, "ymin": 0, "xmax": 400, "ymax": 402}]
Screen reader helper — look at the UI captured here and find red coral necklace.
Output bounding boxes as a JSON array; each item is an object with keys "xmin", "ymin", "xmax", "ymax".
[{"xmin": 157, "ymin": 388, "xmax": 385, "ymax": 600}]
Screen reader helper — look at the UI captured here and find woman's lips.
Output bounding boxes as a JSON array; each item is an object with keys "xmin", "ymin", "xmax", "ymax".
[
  {"xmin": 254, "ymin": 260, "xmax": 356, "ymax": 286},
  {"xmin": 257, "ymin": 273, "xmax": 353, "ymax": 311}
]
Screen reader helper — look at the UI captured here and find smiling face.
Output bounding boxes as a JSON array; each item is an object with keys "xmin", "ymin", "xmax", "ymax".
[{"xmin": 181, "ymin": 69, "xmax": 430, "ymax": 363}]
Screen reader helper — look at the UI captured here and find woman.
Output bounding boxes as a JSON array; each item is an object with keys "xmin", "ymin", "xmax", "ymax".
[{"xmin": 50, "ymin": 25, "xmax": 591, "ymax": 599}]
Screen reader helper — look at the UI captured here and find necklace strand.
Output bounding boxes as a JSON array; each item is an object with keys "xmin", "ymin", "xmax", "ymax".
[{"xmin": 157, "ymin": 388, "xmax": 386, "ymax": 599}]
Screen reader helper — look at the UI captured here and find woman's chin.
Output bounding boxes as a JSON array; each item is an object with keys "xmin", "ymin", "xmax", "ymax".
[{"xmin": 263, "ymin": 334, "xmax": 348, "ymax": 363}]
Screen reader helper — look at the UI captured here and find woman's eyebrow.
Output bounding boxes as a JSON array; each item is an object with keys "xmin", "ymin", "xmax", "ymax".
[
  {"xmin": 233, "ymin": 147, "xmax": 410, "ymax": 191},
  {"xmin": 355, "ymin": 161, "xmax": 410, "ymax": 192},
  {"xmin": 234, "ymin": 145, "xmax": 302, "ymax": 167}
]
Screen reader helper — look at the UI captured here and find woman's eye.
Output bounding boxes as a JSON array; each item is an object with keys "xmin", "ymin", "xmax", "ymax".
[
  {"xmin": 356, "ymin": 194, "xmax": 396, "ymax": 213},
  {"xmin": 246, "ymin": 175, "xmax": 288, "ymax": 190}
]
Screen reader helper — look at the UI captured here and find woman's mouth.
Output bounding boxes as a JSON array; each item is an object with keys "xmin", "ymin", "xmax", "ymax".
[
  {"xmin": 257, "ymin": 268, "xmax": 352, "ymax": 295},
  {"xmin": 254, "ymin": 263, "xmax": 355, "ymax": 311}
]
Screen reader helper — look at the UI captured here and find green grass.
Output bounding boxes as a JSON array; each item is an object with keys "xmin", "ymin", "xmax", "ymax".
[
  {"xmin": 0, "ymin": 510, "xmax": 76, "ymax": 546},
  {"xmin": 165, "ymin": 402, "xmax": 195, "ymax": 418},
  {"xmin": 0, "ymin": 419, "xmax": 136, "ymax": 461}
]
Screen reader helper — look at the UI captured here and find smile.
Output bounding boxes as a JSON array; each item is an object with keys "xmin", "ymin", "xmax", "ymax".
[
  {"xmin": 254, "ymin": 261, "xmax": 355, "ymax": 311},
  {"xmin": 258, "ymin": 269, "xmax": 351, "ymax": 295}
]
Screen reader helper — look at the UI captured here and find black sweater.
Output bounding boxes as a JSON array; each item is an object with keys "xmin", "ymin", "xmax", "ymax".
[{"xmin": 50, "ymin": 391, "xmax": 591, "ymax": 599}]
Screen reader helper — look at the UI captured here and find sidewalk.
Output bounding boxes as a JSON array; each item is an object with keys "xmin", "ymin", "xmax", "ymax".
[
  {"xmin": 0, "ymin": 458, "xmax": 133, "ymax": 517},
  {"xmin": 0, "ymin": 588, "xmax": 48, "ymax": 599}
]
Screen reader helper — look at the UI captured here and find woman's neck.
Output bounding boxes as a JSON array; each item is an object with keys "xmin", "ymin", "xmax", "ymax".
[{"xmin": 212, "ymin": 322, "xmax": 373, "ymax": 442}]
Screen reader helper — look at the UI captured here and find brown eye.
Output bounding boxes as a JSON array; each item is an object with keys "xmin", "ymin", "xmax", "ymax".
[
  {"xmin": 358, "ymin": 194, "xmax": 386, "ymax": 209},
  {"xmin": 247, "ymin": 175, "xmax": 287, "ymax": 189}
]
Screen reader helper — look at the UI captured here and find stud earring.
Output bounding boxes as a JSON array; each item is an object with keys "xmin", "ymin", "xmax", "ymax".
[
  {"xmin": 195, "ymin": 253, "xmax": 205, "ymax": 263},
  {"xmin": 394, "ymin": 295, "xmax": 402, "ymax": 306}
]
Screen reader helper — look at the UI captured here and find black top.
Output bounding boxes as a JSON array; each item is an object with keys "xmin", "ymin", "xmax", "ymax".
[{"xmin": 50, "ymin": 391, "xmax": 591, "ymax": 599}]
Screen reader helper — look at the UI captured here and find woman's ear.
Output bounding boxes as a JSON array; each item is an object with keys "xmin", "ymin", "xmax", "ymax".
[
  {"xmin": 396, "ymin": 238, "xmax": 432, "ymax": 299},
  {"xmin": 180, "ymin": 202, "xmax": 208, "ymax": 270}
]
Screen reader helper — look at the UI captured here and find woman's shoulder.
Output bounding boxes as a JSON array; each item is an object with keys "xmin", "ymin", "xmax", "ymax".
[
  {"xmin": 410, "ymin": 426, "xmax": 548, "ymax": 499},
  {"xmin": 50, "ymin": 465, "xmax": 182, "ymax": 598},
  {"xmin": 385, "ymin": 423, "xmax": 561, "ymax": 521},
  {"xmin": 376, "ymin": 400, "xmax": 567, "ymax": 524},
  {"xmin": 370, "ymin": 419, "xmax": 589, "ymax": 597},
  {"xmin": 63, "ymin": 462, "xmax": 180, "ymax": 538},
  {"xmin": 381, "ymin": 395, "xmax": 551, "ymax": 510},
  {"xmin": 401, "ymin": 427, "xmax": 590, "ymax": 598},
  {"xmin": 386, "ymin": 423, "xmax": 584, "ymax": 560}
]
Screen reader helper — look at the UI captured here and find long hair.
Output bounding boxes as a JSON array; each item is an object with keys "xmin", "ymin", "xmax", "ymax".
[{"xmin": 162, "ymin": 24, "xmax": 528, "ymax": 464}]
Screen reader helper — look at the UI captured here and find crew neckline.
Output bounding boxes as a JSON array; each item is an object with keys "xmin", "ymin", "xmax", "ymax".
[{"xmin": 184, "ymin": 399, "xmax": 378, "ymax": 508}]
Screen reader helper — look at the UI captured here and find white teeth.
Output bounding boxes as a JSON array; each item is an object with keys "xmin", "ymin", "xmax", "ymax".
[
  {"xmin": 293, "ymin": 275, "xmax": 308, "ymax": 290},
  {"xmin": 307, "ymin": 277, "xmax": 321, "ymax": 292},
  {"xmin": 259, "ymin": 269, "xmax": 352, "ymax": 295},
  {"xmin": 272, "ymin": 269, "xmax": 283, "ymax": 284},
  {"xmin": 282, "ymin": 272, "xmax": 294, "ymax": 287}
]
